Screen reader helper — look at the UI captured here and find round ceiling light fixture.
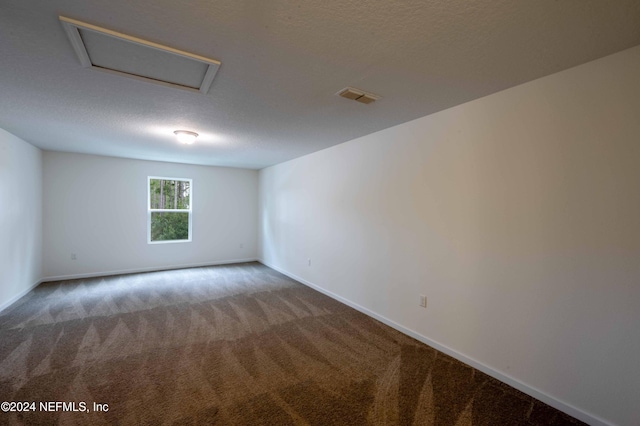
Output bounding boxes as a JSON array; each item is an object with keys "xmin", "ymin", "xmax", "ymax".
[{"xmin": 174, "ymin": 130, "xmax": 198, "ymax": 145}]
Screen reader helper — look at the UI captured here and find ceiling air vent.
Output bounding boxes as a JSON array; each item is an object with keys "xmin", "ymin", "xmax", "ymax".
[
  {"xmin": 337, "ymin": 87, "xmax": 381, "ymax": 104},
  {"xmin": 59, "ymin": 16, "xmax": 221, "ymax": 94}
]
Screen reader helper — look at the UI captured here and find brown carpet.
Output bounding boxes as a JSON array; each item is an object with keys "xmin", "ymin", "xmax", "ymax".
[{"xmin": 0, "ymin": 262, "xmax": 583, "ymax": 425}]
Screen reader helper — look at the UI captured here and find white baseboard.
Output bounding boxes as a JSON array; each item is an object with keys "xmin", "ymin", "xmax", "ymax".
[
  {"xmin": 258, "ymin": 259, "xmax": 611, "ymax": 426},
  {"xmin": 0, "ymin": 278, "xmax": 43, "ymax": 314},
  {"xmin": 40, "ymin": 258, "xmax": 259, "ymax": 283}
]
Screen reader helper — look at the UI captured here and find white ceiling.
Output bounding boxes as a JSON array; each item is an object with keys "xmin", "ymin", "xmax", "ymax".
[{"xmin": 1, "ymin": 1, "xmax": 640, "ymax": 169}]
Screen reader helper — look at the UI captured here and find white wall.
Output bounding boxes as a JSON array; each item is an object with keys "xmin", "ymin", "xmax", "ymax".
[
  {"xmin": 43, "ymin": 152, "xmax": 258, "ymax": 279},
  {"xmin": 259, "ymin": 45, "xmax": 640, "ymax": 426},
  {"xmin": 0, "ymin": 129, "xmax": 42, "ymax": 311}
]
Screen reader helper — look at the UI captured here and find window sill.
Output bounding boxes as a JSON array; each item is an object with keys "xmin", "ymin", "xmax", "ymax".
[{"xmin": 148, "ymin": 239, "xmax": 192, "ymax": 245}]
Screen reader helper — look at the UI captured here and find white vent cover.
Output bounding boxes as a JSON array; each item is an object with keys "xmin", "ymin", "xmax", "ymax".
[{"xmin": 59, "ymin": 16, "xmax": 221, "ymax": 94}]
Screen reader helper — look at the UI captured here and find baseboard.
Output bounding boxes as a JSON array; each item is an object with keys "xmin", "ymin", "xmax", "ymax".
[
  {"xmin": 0, "ymin": 278, "xmax": 43, "ymax": 314},
  {"xmin": 258, "ymin": 259, "xmax": 611, "ymax": 426},
  {"xmin": 41, "ymin": 258, "xmax": 259, "ymax": 283}
]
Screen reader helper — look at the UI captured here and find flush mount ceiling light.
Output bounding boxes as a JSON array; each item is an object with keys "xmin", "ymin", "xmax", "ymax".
[
  {"xmin": 337, "ymin": 87, "xmax": 381, "ymax": 104},
  {"xmin": 59, "ymin": 16, "xmax": 221, "ymax": 94},
  {"xmin": 174, "ymin": 130, "xmax": 198, "ymax": 145}
]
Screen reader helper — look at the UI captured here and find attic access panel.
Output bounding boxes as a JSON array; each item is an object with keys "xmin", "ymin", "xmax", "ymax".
[{"xmin": 59, "ymin": 16, "xmax": 221, "ymax": 93}]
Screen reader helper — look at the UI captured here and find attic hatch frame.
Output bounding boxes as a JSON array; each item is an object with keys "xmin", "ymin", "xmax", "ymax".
[{"xmin": 59, "ymin": 15, "xmax": 221, "ymax": 94}]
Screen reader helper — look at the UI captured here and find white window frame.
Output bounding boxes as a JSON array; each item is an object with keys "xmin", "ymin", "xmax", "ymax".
[{"xmin": 147, "ymin": 176, "xmax": 193, "ymax": 244}]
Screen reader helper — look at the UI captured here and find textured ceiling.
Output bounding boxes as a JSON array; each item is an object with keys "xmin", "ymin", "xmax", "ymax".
[{"xmin": 1, "ymin": 0, "xmax": 640, "ymax": 169}]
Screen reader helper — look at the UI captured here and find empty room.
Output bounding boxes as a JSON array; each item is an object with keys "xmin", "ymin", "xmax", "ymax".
[{"xmin": 1, "ymin": 1, "xmax": 639, "ymax": 425}]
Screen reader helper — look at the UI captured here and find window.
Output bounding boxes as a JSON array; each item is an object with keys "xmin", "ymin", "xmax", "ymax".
[{"xmin": 148, "ymin": 177, "xmax": 192, "ymax": 243}]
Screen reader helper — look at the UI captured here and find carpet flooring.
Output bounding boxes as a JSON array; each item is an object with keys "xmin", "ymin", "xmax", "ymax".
[{"xmin": 0, "ymin": 262, "xmax": 584, "ymax": 425}]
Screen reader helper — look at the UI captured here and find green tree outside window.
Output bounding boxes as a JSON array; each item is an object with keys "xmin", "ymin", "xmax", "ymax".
[{"xmin": 148, "ymin": 177, "xmax": 192, "ymax": 242}]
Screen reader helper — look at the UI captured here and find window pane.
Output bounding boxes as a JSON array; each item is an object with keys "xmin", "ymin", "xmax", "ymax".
[
  {"xmin": 150, "ymin": 212, "xmax": 190, "ymax": 241},
  {"xmin": 149, "ymin": 179, "xmax": 190, "ymax": 210}
]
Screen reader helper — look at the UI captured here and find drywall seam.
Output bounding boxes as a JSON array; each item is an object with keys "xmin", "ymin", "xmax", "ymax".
[
  {"xmin": 41, "ymin": 258, "xmax": 258, "ymax": 283},
  {"xmin": 258, "ymin": 259, "xmax": 613, "ymax": 426}
]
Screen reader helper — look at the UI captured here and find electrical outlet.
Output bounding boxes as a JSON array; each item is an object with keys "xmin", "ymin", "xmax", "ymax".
[
  {"xmin": 419, "ymin": 295, "xmax": 427, "ymax": 308},
  {"xmin": 71, "ymin": 253, "xmax": 77, "ymax": 260}
]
